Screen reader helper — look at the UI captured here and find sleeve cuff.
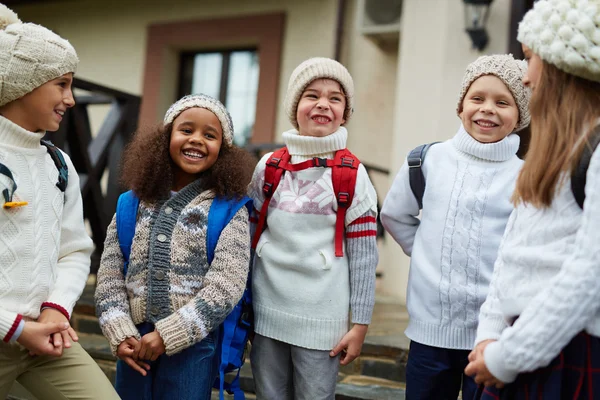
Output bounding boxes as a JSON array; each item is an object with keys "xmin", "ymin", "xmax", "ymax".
[
  {"xmin": 10, "ymin": 319, "xmax": 25, "ymax": 343},
  {"xmin": 3, "ymin": 314, "xmax": 23, "ymax": 343},
  {"xmin": 41, "ymin": 302, "xmax": 70, "ymax": 320},
  {"xmin": 484, "ymin": 341, "xmax": 519, "ymax": 384},
  {"xmin": 474, "ymin": 317, "xmax": 507, "ymax": 346}
]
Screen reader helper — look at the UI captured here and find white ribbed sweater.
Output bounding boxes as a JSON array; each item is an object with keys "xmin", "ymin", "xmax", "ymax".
[
  {"xmin": 381, "ymin": 125, "xmax": 523, "ymax": 350},
  {"xmin": 0, "ymin": 116, "xmax": 93, "ymax": 341},
  {"xmin": 476, "ymin": 142, "xmax": 600, "ymax": 383}
]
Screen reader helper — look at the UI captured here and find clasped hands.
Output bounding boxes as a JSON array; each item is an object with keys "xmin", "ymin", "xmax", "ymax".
[
  {"xmin": 464, "ymin": 339, "xmax": 505, "ymax": 389},
  {"xmin": 17, "ymin": 308, "xmax": 78, "ymax": 358},
  {"xmin": 117, "ymin": 330, "xmax": 166, "ymax": 376}
]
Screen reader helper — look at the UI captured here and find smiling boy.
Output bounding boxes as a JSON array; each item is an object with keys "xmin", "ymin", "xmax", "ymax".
[{"xmin": 380, "ymin": 54, "xmax": 531, "ymax": 400}]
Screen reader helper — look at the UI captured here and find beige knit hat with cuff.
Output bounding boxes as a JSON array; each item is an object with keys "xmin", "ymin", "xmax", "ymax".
[
  {"xmin": 518, "ymin": 0, "xmax": 600, "ymax": 83},
  {"xmin": 457, "ymin": 54, "xmax": 532, "ymax": 132},
  {"xmin": 0, "ymin": 4, "xmax": 79, "ymax": 107},
  {"xmin": 284, "ymin": 57, "xmax": 355, "ymax": 128}
]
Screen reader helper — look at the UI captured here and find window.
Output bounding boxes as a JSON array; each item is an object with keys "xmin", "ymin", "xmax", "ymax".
[{"xmin": 179, "ymin": 50, "xmax": 260, "ymax": 146}]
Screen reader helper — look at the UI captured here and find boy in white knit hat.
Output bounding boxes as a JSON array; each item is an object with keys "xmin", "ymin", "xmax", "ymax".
[
  {"xmin": 248, "ymin": 57, "xmax": 379, "ymax": 399},
  {"xmin": 381, "ymin": 54, "xmax": 531, "ymax": 400},
  {"xmin": 0, "ymin": 4, "xmax": 118, "ymax": 399}
]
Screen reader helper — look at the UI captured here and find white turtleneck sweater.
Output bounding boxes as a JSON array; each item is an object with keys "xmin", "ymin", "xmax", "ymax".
[
  {"xmin": 476, "ymin": 134, "xmax": 600, "ymax": 383},
  {"xmin": 248, "ymin": 127, "xmax": 379, "ymax": 350},
  {"xmin": 0, "ymin": 116, "xmax": 93, "ymax": 342},
  {"xmin": 381, "ymin": 125, "xmax": 523, "ymax": 350}
]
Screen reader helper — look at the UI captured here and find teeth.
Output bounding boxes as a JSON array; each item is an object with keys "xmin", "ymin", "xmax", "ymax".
[
  {"xmin": 183, "ymin": 151, "xmax": 204, "ymax": 159},
  {"xmin": 312, "ymin": 116, "xmax": 330, "ymax": 123},
  {"xmin": 476, "ymin": 121, "xmax": 496, "ymax": 127},
  {"xmin": 56, "ymin": 111, "xmax": 64, "ymax": 116}
]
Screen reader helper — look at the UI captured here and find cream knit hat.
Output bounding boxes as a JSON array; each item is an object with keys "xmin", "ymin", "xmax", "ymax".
[
  {"xmin": 284, "ymin": 57, "xmax": 354, "ymax": 128},
  {"xmin": 164, "ymin": 94, "xmax": 234, "ymax": 146},
  {"xmin": 518, "ymin": 0, "xmax": 600, "ymax": 83},
  {"xmin": 457, "ymin": 54, "xmax": 532, "ymax": 132},
  {"xmin": 0, "ymin": 4, "xmax": 79, "ymax": 107}
]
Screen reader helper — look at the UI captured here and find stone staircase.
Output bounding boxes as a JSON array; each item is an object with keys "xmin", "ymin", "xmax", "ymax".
[{"xmin": 8, "ymin": 289, "xmax": 409, "ymax": 400}]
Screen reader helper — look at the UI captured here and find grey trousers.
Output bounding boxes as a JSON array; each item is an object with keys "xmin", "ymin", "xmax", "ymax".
[{"xmin": 250, "ymin": 333, "xmax": 340, "ymax": 400}]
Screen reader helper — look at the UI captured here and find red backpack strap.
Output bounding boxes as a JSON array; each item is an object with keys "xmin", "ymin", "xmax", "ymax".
[
  {"xmin": 251, "ymin": 147, "xmax": 290, "ymax": 249},
  {"xmin": 331, "ymin": 149, "xmax": 359, "ymax": 257}
]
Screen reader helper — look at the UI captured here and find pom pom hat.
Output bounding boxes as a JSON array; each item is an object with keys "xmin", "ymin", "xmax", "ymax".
[
  {"xmin": 518, "ymin": 0, "xmax": 600, "ymax": 83},
  {"xmin": 0, "ymin": 3, "xmax": 79, "ymax": 107}
]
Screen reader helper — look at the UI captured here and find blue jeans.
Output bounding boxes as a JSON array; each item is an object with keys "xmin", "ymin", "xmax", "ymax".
[
  {"xmin": 406, "ymin": 341, "xmax": 478, "ymax": 400},
  {"xmin": 115, "ymin": 322, "xmax": 219, "ymax": 400}
]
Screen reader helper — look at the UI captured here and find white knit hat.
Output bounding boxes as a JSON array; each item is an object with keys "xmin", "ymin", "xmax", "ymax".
[
  {"xmin": 518, "ymin": 0, "xmax": 600, "ymax": 83},
  {"xmin": 0, "ymin": 4, "xmax": 79, "ymax": 107},
  {"xmin": 164, "ymin": 94, "xmax": 234, "ymax": 145},
  {"xmin": 284, "ymin": 57, "xmax": 354, "ymax": 128},
  {"xmin": 457, "ymin": 54, "xmax": 532, "ymax": 132}
]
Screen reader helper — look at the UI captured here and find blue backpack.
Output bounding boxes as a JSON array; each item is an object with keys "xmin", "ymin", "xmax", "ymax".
[{"xmin": 116, "ymin": 190, "xmax": 253, "ymax": 400}]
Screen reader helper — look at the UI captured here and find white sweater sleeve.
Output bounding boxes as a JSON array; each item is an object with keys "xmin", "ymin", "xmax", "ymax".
[
  {"xmin": 474, "ymin": 211, "xmax": 516, "ymax": 346},
  {"xmin": 380, "ymin": 159, "xmax": 420, "ymax": 256},
  {"xmin": 484, "ymin": 147, "xmax": 600, "ymax": 383},
  {"xmin": 44, "ymin": 153, "xmax": 94, "ymax": 317}
]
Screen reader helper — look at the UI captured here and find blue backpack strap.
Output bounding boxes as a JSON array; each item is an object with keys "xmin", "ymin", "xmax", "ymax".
[
  {"xmin": 207, "ymin": 195, "xmax": 252, "ymax": 400},
  {"xmin": 407, "ymin": 142, "xmax": 439, "ymax": 210},
  {"xmin": 116, "ymin": 190, "xmax": 139, "ymax": 276}
]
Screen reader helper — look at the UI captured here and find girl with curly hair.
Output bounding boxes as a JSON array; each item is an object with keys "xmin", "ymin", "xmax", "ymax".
[{"xmin": 94, "ymin": 94, "xmax": 255, "ymax": 400}]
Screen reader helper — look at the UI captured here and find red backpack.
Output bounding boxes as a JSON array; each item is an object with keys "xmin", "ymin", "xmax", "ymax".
[{"xmin": 251, "ymin": 147, "xmax": 359, "ymax": 258}]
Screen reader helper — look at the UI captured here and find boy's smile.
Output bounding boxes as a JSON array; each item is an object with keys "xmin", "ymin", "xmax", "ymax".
[
  {"xmin": 169, "ymin": 107, "xmax": 223, "ymax": 191},
  {"xmin": 296, "ymin": 78, "xmax": 346, "ymax": 137},
  {"xmin": 459, "ymin": 75, "xmax": 519, "ymax": 143}
]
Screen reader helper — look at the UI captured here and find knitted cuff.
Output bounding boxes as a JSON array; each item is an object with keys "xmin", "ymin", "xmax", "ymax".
[
  {"xmin": 41, "ymin": 302, "xmax": 70, "ymax": 320},
  {"xmin": 155, "ymin": 313, "xmax": 193, "ymax": 356},
  {"xmin": 100, "ymin": 317, "xmax": 141, "ymax": 355},
  {"xmin": 3, "ymin": 314, "xmax": 23, "ymax": 343}
]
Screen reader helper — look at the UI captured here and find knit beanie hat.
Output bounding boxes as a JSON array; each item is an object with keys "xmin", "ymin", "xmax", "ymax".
[
  {"xmin": 164, "ymin": 94, "xmax": 234, "ymax": 146},
  {"xmin": 457, "ymin": 54, "xmax": 532, "ymax": 132},
  {"xmin": 0, "ymin": 4, "xmax": 79, "ymax": 107},
  {"xmin": 284, "ymin": 57, "xmax": 354, "ymax": 128},
  {"xmin": 518, "ymin": 0, "xmax": 600, "ymax": 83}
]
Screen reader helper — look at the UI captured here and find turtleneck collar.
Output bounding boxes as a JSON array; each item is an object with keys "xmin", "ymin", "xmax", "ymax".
[
  {"xmin": 282, "ymin": 127, "xmax": 348, "ymax": 163},
  {"xmin": 0, "ymin": 116, "xmax": 45, "ymax": 149},
  {"xmin": 451, "ymin": 124, "xmax": 519, "ymax": 162}
]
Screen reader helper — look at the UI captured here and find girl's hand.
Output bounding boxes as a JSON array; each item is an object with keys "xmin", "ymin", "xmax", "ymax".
[
  {"xmin": 37, "ymin": 308, "xmax": 78, "ymax": 353},
  {"xmin": 117, "ymin": 337, "xmax": 150, "ymax": 376},
  {"xmin": 464, "ymin": 342, "xmax": 505, "ymax": 389},
  {"xmin": 135, "ymin": 331, "xmax": 166, "ymax": 362},
  {"xmin": 330, "ymin": 324, "xmax": 369, "ymax": 365},
  {"xmin": 17, "ymin": 321, "xmax": 70, "ymax": 357}
]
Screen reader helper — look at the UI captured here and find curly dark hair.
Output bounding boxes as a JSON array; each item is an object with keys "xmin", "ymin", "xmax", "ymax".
[{"xmin": 120, "ymin": 122, "xmax": 257, "ymax": 202}]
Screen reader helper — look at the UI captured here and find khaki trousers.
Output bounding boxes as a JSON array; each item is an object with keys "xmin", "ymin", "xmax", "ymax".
[{"xmin": 0, "ymin": 341, "xmax": 119, "ymax": 400}]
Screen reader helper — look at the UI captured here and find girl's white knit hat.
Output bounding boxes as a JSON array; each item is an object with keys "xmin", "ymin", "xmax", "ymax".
[
  {"xmin": 518, "ymin": 0, "xmax": 600, "ymax": 83},
  {"xmin": 457, "ymin": 54, "xmax": 532, "ymax": 132},
  {"xmin": 163, "ymin": 94, "xmax": 234, "ymax": 145},
  {"xmin": 284, "ymin": 57, "xmax": 354, "ymax": 128},
  {"xmin": 0, "ymin": 4, "xmax": 79, "ymax": 107}
]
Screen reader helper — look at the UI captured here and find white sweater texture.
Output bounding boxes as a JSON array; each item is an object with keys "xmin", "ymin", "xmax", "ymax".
[
  {"xmin": 0, "ymin": 116, "xmax": 93, "ymax": 341},
  {"xmin": 381, "ymin": 125, "xmax": 523, "ymax": 350}
]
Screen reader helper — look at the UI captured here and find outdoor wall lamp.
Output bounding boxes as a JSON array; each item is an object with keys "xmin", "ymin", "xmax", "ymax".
[{"xmin": 463, "ymin": 0, "xmax": 494, "ymax": 51}]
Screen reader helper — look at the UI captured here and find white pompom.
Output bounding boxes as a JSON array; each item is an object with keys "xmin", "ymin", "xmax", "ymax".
[{"xmin": 0, "ymin": 4, "xmax": 21, "ymax": 30}]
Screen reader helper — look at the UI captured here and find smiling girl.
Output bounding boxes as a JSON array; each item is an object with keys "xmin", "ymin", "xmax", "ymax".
[
  {"xmin": 380, "ymin": 54, "xmax": 531, "ymax": 400},
  {"xmin": 94, "ymin": 94, "xmax": 255, "ymax": 400}
]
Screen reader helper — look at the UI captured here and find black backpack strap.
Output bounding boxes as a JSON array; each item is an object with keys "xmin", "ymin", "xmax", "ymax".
[
  {"xmin": 571, "ymin": 125, "xmax": 600, "ymax": 209},
  {"xmin": 408, "ymin": 142, "xmax": 439, "ymax": 210},
  {"xmin": 40, "ymin": 140, "xmax": 68, "ymax": 193}
]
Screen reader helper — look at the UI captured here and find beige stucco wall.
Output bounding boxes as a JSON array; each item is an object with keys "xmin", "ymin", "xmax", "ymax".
[{"xmin": 379, "ymin": 0, "xmax": 513, "ymax": 302}]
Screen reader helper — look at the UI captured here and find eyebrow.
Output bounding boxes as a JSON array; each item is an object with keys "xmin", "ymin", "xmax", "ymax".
[
  {"xmin": 304, "ymin": 88, "xmax": 344, "ymax": 96},
  {"xmin": 177, "ymin": 121, "xmax": 222, "ymax": 133}
]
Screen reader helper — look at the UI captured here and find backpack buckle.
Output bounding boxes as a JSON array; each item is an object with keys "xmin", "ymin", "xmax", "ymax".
[
  {"xmin": 340, "ymin": 157, "xmax": 355, "ymax": 167},
  {"xmin": 408, "ymin": 158, "xmax": 422, "ymax": 168},
  {"xmin": 312, "ymin": 157, "xmax": 328, "ymax": 167},
  {"xmin": 267, "ymin": 157, "xmax": 281, "ymax": 167},
  {"xmin": 262, "ymin": 182, "xmax": 273, "ymax": 196},
  {"xmin": 337, "ymin": 192, "xmax": 350, "ymax": 206}
]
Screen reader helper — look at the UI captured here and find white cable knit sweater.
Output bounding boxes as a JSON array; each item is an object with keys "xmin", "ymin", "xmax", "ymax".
[
  {"xmin": 476, "ymin": 141, "xmax": 600, "ymax": 383},
  {"xmin": 381, "ymin": 125, "xmax": 523, "ymax": 350},
  {"xmin": 0, "ymin": 116, "xmax": 93, "ymax": 341}
]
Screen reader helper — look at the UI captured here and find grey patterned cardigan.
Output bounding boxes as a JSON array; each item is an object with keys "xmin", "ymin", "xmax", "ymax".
[{"xmin": 94, "ymin": 180, "xmax": 250, "ymax": 355}]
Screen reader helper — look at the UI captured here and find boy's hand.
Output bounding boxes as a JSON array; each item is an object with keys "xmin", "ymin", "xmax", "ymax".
[
  {"xmin": 17, "ymin": 321, "xmax": 70, "ymax": 357},
  {"xmin": 37, "ymin": 308, "xmax": 78, "ymax": 353},
  {"xmin": 134, "ymin": 331, "xmax": 166, "ymax": 362},
  {"xmin": 465, "ymin": 340, "xmax": 505, "ymax": 389},
  {"xmin": 330, "ymin": 324, "xmax": 369, "ymax": 365},
  {"xmin": 117, "ymin": 337, "xmax": 150, "ymax": 376}
]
